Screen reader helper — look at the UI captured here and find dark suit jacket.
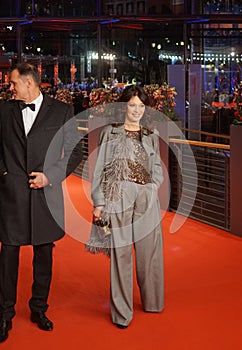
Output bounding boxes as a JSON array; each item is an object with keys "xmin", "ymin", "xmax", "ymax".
[{"xmin": 0, "ymin": 94, "xmax": 82, "ymax": 245}]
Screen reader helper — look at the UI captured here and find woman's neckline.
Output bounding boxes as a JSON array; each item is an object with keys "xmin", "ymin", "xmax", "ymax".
[{"xmin": 124, "ymin": 123, "xmax": 141, "ymax": 132}]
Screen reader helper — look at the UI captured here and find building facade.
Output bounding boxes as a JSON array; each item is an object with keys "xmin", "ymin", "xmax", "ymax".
[{"xmin": 0, "ymin": 0, "xmax": 242, "ymax": 92}]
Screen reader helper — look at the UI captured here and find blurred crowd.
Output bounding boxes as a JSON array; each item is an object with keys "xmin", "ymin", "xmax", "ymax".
[{"xmin": 0, "ymin": 85, "xmax": 90, "ymax": 116}]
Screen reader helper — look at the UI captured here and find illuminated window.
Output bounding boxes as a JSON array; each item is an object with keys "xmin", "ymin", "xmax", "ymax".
[
  {"xmin": 107, "ymin": 4, "xmax": 114, "ymax": 15},
  {"xmin": 117, "ymin": 4, "xmax": 123, "ymax": 15},
  {"xmin": 137, "ymin": 1, "xmax": 145, "ymax": 14},
  {"xmin": 126, "ymin": 2, "xmax": 134, "ymax": 14}
]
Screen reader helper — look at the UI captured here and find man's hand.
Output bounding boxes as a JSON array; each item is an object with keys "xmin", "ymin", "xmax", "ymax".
[{"xmin": 29, "ymin": 172, "xmax": 50, "ymax": 189}]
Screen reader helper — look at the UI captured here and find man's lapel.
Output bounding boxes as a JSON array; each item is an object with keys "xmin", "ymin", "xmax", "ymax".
[{"xmin": 10, "ymin": 101, "xmax": 25, "ymax": 135}]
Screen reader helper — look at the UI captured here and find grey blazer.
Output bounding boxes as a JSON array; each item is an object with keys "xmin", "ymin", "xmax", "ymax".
[{"xmin": 91, "ymin": 123, "xmax": 163, "ymax": 207}]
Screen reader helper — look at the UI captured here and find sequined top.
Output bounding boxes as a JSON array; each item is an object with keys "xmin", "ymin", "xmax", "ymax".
[{"xmin": 125, "ymin": 129, "xmax": 152, "ymax": 185}]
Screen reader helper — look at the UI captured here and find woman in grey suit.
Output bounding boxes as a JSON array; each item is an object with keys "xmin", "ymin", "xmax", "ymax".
[{"xmin": 87, "ymin": 85, "xmax": 164, "ymax": 329}]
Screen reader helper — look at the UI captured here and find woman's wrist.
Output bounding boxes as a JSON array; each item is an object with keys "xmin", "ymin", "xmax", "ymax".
[{"xmin": 93, "ymin": 206, "xmax": 104, "ymax": 220}]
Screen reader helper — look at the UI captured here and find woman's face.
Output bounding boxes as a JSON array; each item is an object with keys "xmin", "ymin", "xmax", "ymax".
[{"xmin": 125, "ymin": 95, "xmax": 145, "ymax": 125}]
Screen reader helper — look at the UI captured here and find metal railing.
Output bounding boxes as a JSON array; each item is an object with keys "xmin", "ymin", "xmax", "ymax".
[
  {"xmin": 73, "ymin": 120, "xmax": 231, "ymax": 231},
  {"xmin": 169, "ymin": 135, "xmax": 230, "ymax": 231},
  {"xmin": 74, "ymin": 119, "xmax": 89, "ymax": 179}
]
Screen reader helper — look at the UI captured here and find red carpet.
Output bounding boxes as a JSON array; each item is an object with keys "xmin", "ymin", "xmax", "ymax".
[{"xmin": 3, "ymin": 175, "xmax": 242, "ymax": 349}]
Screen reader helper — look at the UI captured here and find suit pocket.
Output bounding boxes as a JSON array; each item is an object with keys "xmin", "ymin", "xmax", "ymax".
[{"xmin": 0, "ymin": 172, "xmax": 8, "ymax": 184}]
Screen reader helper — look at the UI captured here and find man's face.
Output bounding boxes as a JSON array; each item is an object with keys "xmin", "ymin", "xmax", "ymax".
[{"xmin": 9, "ymin": 69, "xmax": 29, "ymax": 101}]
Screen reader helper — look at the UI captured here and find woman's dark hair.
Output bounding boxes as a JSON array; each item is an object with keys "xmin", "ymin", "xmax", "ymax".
[
  {"xmin": 116, "ymin": 85, "xmax": 153, "ymax": 130},
  {"xmin": 13, "ymin": 62, "xmax": 41, "ymax": 87},
  {"xmin": 118, "ymin": 85, "xmax": 150, "ymax": 106}
]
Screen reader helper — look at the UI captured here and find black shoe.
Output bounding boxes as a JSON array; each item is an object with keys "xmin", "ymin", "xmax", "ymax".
[
  {"xmin": 0, "ymin": 319, "xmax": 12, "ymax": 342},
  {"xmin": 115, "ymin": 323, "xmax": 128, "ymax": 329},
  {"xmin": 30, "ymin": 311, "xmax": 53, "ymax": 331}
]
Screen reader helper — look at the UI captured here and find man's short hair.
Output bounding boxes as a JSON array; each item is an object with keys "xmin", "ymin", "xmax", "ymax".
[{"xmin": 13, "ymin": 62, "xmax": 41, "ymax": 87}]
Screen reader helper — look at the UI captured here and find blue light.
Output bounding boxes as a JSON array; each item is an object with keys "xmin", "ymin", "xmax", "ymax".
[
  {"xmin": 186, "ymin": 18, "xmax": 209, "ymax": 24},
  {"xmin": 100, "ymin": 19, "xmax": 119, "ymax": 25},
  {"xmin": 19, "ymin": 20, "xmax": 33, "ymax": 26}
]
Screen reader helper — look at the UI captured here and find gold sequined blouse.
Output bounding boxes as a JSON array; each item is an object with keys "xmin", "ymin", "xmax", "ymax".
[{"xmin": 125, "ymin": 129, "xmax": 152, "ymax": 185}]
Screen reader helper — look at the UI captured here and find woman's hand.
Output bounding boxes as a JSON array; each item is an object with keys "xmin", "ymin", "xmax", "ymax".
[{"xmin": 93, "ymin": 206, "xmax": 104, "ymax": 222}]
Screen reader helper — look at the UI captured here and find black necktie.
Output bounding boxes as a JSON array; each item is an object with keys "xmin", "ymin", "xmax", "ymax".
[{"xmin": 19, "ymin": 102, "xmax": 36, "ymax": 111}]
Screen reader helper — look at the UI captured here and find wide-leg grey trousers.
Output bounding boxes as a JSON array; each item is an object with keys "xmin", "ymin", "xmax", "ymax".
[{"xmin": 109, "ymin": 181, "xmax": 164, "ymax": 327}]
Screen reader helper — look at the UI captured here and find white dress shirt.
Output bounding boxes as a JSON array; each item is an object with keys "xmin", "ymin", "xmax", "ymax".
[{"xmin": 22, "ymin": 93, "xmax": 43, "ymax": 136}]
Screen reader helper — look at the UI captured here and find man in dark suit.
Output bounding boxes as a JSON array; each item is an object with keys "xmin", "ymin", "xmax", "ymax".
[{"xmin": 0, "ymin": 62, "xmax": 83, "ymax": 342}]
